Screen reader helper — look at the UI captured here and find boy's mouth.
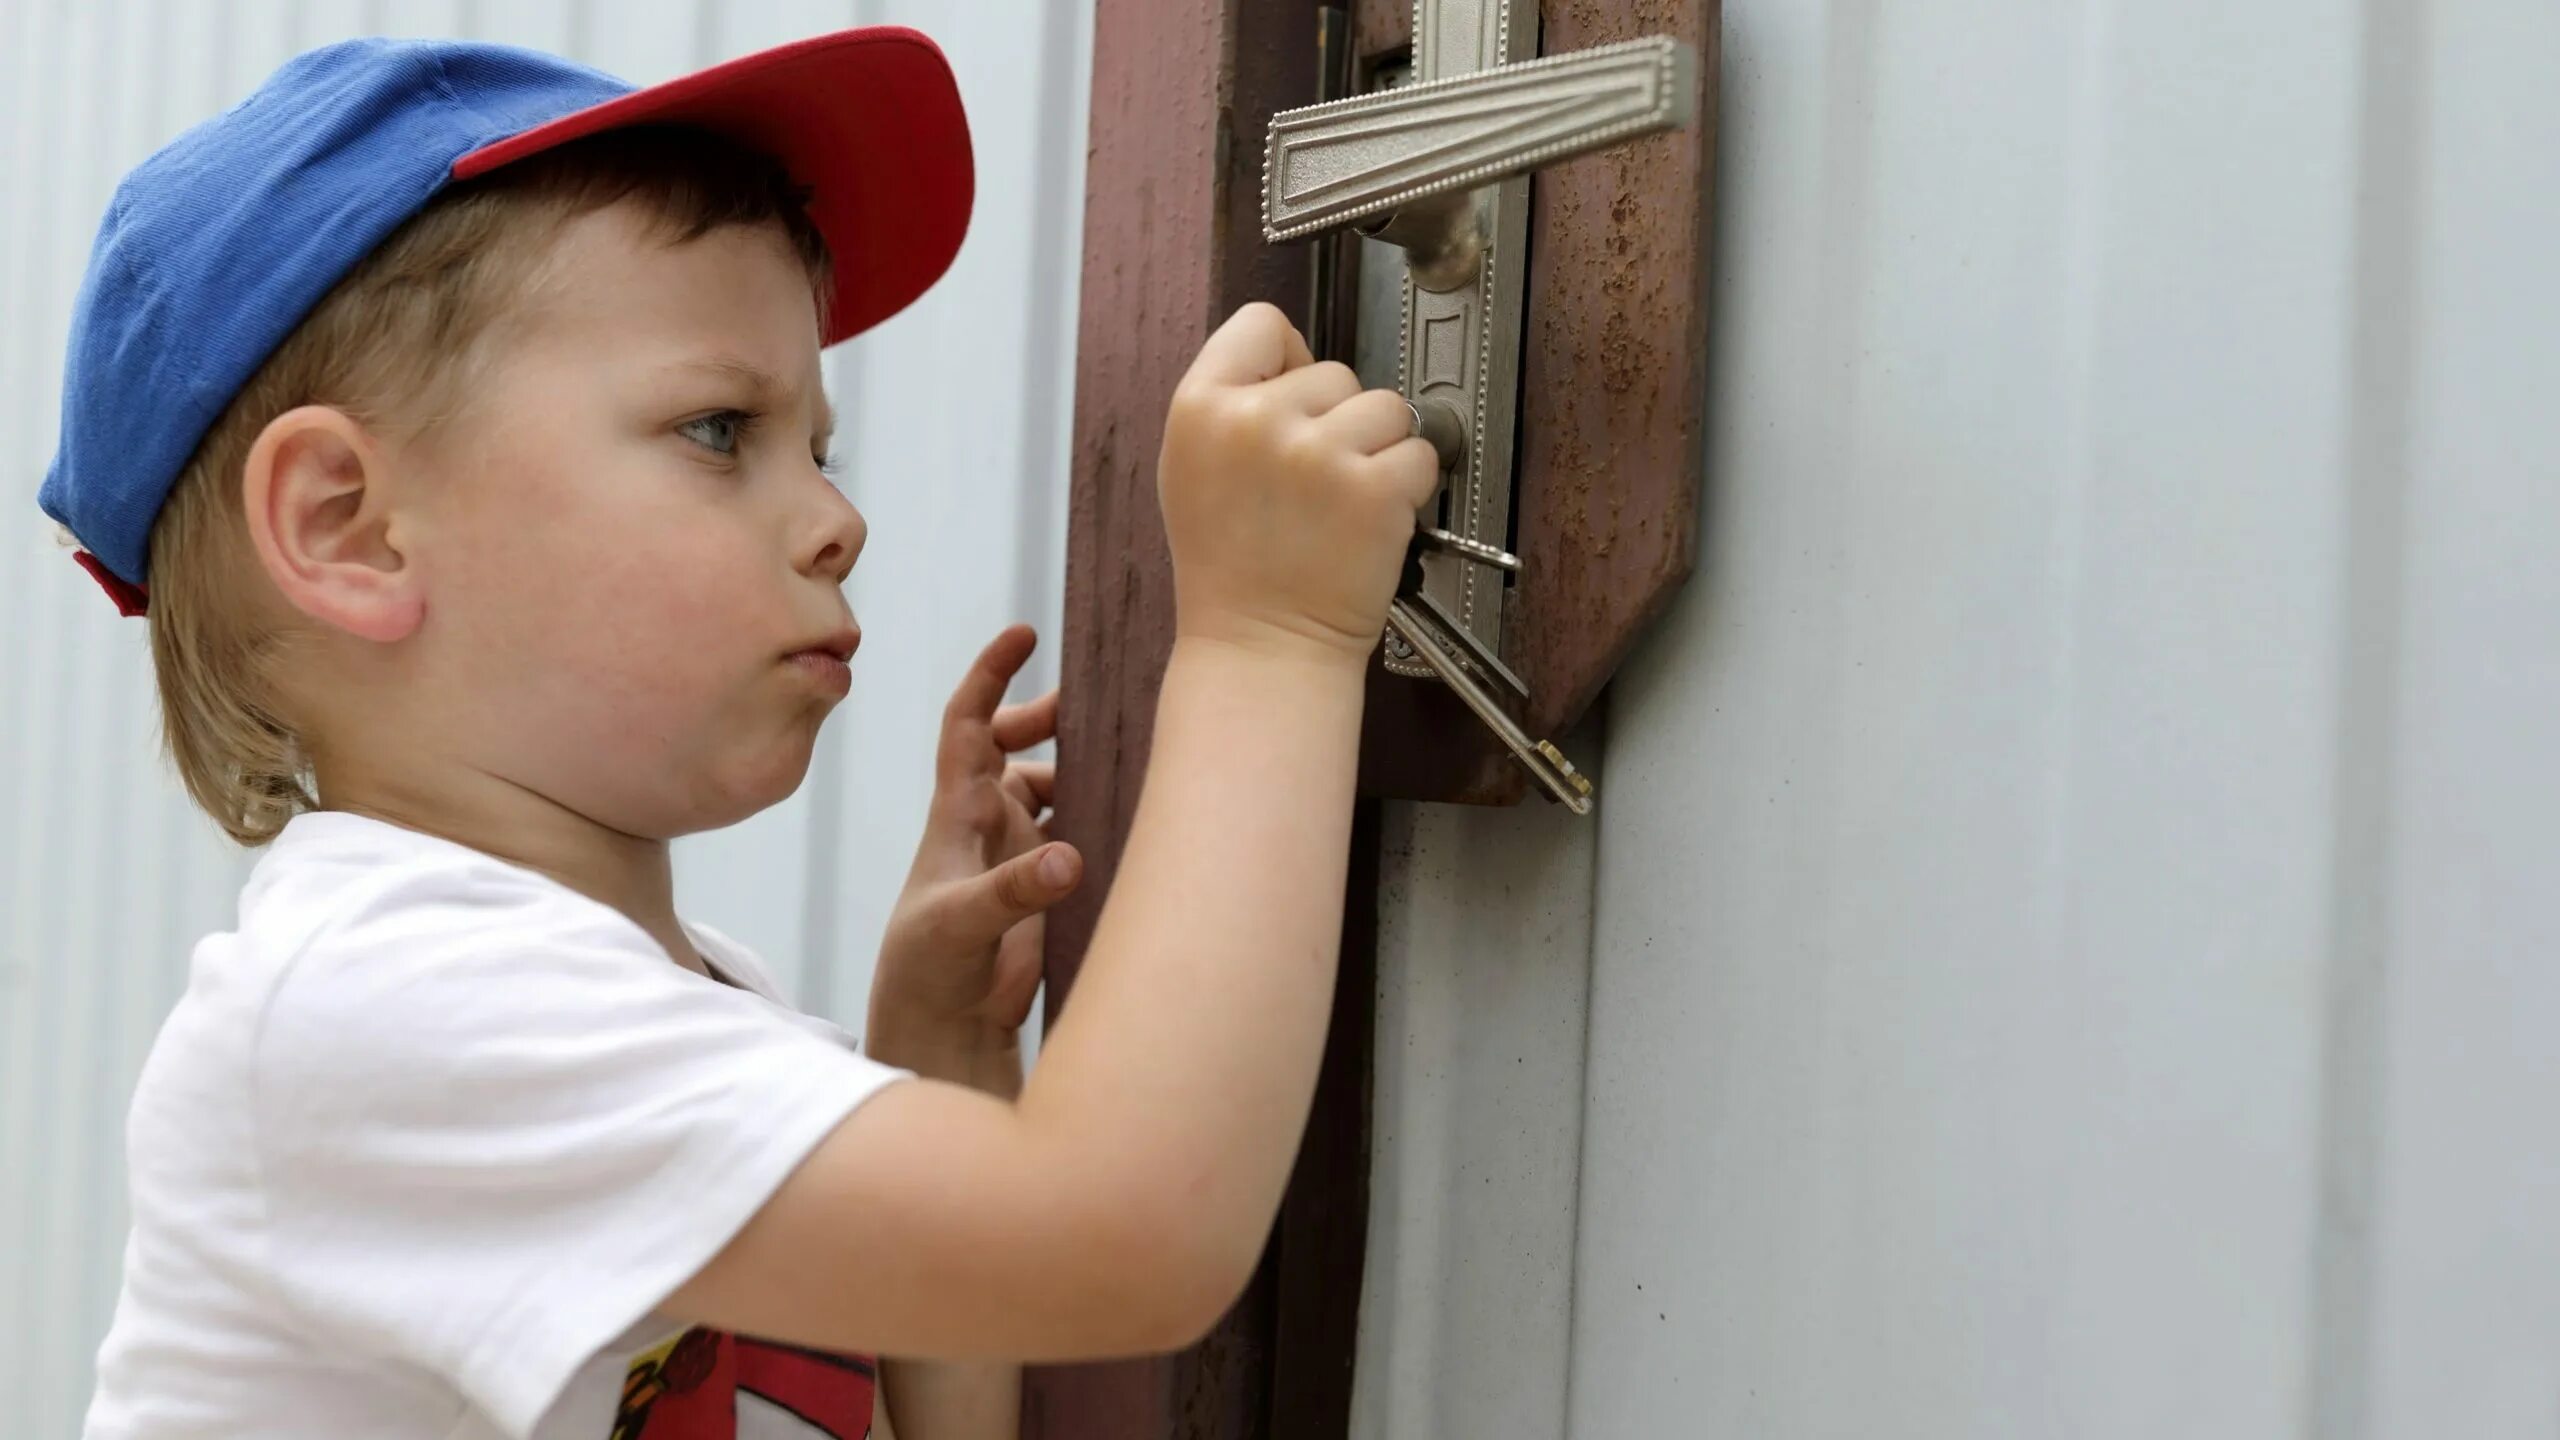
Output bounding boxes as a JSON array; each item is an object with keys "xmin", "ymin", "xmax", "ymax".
[
  {"xmin": 787, "ymin": 626, "xmax": 862, "ymax": 664},
  {"xmin": 784, "ymin": 628, "xmax": 860, "ymax": 699}
]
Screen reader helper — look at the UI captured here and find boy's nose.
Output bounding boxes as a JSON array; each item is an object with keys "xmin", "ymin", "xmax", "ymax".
[{"xmin": 796, "ymin": 482, "xmax": 867, "ymax": 585}]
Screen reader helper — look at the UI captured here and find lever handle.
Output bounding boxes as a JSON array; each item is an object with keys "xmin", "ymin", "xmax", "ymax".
[{"xmin": 1261, "ymin": 36, "xmax": 1695, "ymax": 244}]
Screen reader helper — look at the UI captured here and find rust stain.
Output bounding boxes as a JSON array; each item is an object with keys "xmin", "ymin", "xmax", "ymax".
[
  {"xmin": 1503, "ymin": 0, "xmax": 1718, "ymax": 736},
  {"xmin": 1352, "ymin": 0, "xmax": 1412, "ymax": 58}
]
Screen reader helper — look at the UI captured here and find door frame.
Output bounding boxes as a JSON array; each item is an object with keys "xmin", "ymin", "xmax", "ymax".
[{"xmin": 1026, "ymin": 4, "xmax": 1372, "ymax": 1437}]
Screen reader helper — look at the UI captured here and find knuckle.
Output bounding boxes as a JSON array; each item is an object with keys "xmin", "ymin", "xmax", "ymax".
[
  {"xmin": 952, "ymin": 786, "xmax": 1006, "ymax": 836},
  {"xmin": 1168, "ymin": 383, "xmax": 1223, "ymax": 433},
  {"xmin": 1223, "ymin": 393, "xmax": 1287, "ymax": 449},
  {"xmin": 1224, "ymin": 389, "xmax": 1273, "ymax": 429},
  {"xmin": 1276, "ymin": 421, "xmax": 1335, "ymax": 472}
]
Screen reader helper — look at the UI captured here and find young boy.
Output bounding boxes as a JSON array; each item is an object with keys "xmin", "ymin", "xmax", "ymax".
[{"xmin": 42, "ymin": 28, "xmax": 1435, "ymax": 1440}]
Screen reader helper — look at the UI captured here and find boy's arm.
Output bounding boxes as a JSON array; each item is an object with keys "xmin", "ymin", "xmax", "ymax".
[
  {"xmin": 867, "ymin": 1035, "xmax": 1023, "ymax": 1440},
  {"xmin": 664, "ymin": 303, "xmax": 1436, "ymax": 1359}
]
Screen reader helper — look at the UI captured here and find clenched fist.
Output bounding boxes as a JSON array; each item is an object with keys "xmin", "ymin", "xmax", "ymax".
[{"xmin": 1157, "ymin": 303, "xmax": 1441, "ymax": 664}]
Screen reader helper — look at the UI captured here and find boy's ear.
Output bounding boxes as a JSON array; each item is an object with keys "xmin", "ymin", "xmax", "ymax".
[{"xmin": 240, "ymin": 405, "xmax": 426, "ymax": 644}]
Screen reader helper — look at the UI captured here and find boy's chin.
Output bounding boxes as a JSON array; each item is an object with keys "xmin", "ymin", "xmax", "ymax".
[
  {"xmin": 683, "ymin": 740, "xmax": 823, "ymax": 833},
  {"xmin": 582, "ymin": 723, "xmax": 827, "ymax": 839}
]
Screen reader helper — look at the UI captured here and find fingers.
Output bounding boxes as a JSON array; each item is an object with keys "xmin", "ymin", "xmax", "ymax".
[
  {"xmin": 916, "ymin": 842, "xmax": 1084, "ymax": 951},
  {"xmin": 985, "ymin": 842, "xmax": 1082, "ymax": 925},
  {"xmin": 1282, "ymin": 317, "xmax": 1317, "ymax": 372},
  {"xmin": 1000, "ymin": 761, "xmax": 1055, "ymax": 815},
  {"xmin": 1264, "ymin": 359, "xmax": 1364, "ymax": 416},
  {"xmin": 999, "ymin": 769, "xmax": 1037, "ymax": 818},
  {"xmin": 1184, "ymin": 302, "xmax": 1314, "ymax": 388},
  {"xmin": 939, "ymin": 625, "xmax": 1039, "ymax": 784},
  {"xmin": 943, "ymin": 624, "xmax": 1038, "ymax": 728},
  {"xmin": 991, "ymin": 689, "xmax": 1059, "ymax": 754},
  {"xmin": 1315, "ymin": 387, "xmax": 1424, "ymax": 456},
  {"xmin": 1365, "ymin": 436, "xmax": 1444, "ymax": 510}
]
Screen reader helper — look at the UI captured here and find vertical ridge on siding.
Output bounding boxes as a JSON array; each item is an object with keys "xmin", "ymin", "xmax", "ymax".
[
  {"xmin": 2306, "ymin": 1, "xmax": 2430, "ymax": 1435},
  {"xmin": 0, "ymin": 0, "xmax": 53, "ymax": 1415}
]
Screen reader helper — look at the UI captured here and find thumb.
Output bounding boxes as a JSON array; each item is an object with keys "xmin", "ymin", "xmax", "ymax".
[{"xmin": 930, "ymin": 842, "xmax": 1083, "ymax": 949}]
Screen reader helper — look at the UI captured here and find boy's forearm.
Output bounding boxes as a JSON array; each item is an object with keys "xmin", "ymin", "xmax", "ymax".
[
  {"xmin": 1019, "ymin": 634, "xmax": 1367, "ymax": 1272},
  {"xmin": 871, "ymin": 1027, "xmax": 1024, "ymax": 1439}
]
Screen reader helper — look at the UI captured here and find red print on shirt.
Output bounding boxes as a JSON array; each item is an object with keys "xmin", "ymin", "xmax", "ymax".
[{"xmin": 612, "ymin": 1327, "xmax": 875, "ymax": 1439}]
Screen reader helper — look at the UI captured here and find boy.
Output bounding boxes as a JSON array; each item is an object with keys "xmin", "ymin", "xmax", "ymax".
[{"xmin": 42, "ymin": 28, "xmax": 1434, "ymax": 1440}]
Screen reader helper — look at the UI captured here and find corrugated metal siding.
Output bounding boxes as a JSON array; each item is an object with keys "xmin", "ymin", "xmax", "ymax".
[
  {"xmin": 0, "ymin": 2, "xmax": 1087, "ymax": 1427},
  {"xmin": 1353, "ymin": 793, "xmax": 1600, "ymax": 1440},
  {"xmin": 1358, "ymin": 2, "xmax": 2560, "ymax": 1437},
  {"xmin": 1564, "ymin": 1, "xmax": 2559, "ymax": 1437}
]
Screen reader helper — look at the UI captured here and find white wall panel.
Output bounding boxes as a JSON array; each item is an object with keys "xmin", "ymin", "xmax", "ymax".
[
  {"xmin": 1351, "ymin": 793, "xmax": 1598, "ymax": 1440},
  {"xmin": 1361, "ymin": 2, "xmax": 2560, "ymax": 1438},
  {"xmin": 0, "ymin": 1, "xmax": 1087, "ymax": 1425},
  {"xmin": 2360, "ymin": 4, "xmax": 2560, "ymax": 1433}
]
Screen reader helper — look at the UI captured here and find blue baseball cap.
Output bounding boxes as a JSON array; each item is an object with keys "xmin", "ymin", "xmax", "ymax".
[{"xmin": 40, "ymin": 29, "xmax": 973, "ymax": 616}]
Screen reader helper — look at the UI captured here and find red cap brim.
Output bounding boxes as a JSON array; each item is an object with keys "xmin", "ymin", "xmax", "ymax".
[
  {"xmin": 452, "ymin": 26, "xmax": 973, "ymax": 345},
  {"xmin": 73, "ymin": 549, "xmax": 149, "ymax": 617}
]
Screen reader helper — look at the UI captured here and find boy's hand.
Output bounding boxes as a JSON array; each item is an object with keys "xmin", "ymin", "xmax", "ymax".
[
  {"xmin": 868, "ymin": 626, "xmax": 1079, "ymax": 1093},
  {"xmin": 1158, "ymin": 302, "xmax": 1441, "ymax": 664}
]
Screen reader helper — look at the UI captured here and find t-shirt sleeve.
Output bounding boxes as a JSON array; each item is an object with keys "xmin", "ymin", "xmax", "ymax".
[{"xmin": 246, "ymin": 868, "xmax": 906, "ymax": 1437}]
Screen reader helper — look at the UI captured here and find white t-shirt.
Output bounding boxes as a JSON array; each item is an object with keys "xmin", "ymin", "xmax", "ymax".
[{"xmin": 83, "ymin": 811, "xmax": 910, "ymax": 1440}]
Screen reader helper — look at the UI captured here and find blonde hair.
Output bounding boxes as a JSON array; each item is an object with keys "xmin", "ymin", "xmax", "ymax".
[{"xmin": 147, "ymin": 126, "xmax": 831, "ymax": 845}]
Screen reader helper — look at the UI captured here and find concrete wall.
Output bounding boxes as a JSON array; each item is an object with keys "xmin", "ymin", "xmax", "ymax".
[
  {"xmin": 0, "ymin": 2, "xmax": 1087, "ymax": 1428},
  {"xmin": 1357, "ymin": 2, "xmax": 2560, "ymax": 1438}
]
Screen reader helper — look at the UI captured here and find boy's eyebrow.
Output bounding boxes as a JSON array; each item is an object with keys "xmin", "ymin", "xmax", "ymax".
[{"xmin": 673, "ymin": 356, "xmax": 837, "ymax": 440}]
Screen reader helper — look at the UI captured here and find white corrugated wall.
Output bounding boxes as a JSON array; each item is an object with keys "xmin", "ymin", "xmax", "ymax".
[
  {"xmin": 0, "ymin": 1, "xmax": 1088, "ymax": 1428},
  {"xmin": 1356, "ymin": 3, "xmax": 2560, "ymax": 1439}
]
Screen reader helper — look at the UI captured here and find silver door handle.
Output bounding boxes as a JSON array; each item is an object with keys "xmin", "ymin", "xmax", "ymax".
[{"xmin": 1262, "ymin": 35, "xmax": 1695, "ymax": 264}]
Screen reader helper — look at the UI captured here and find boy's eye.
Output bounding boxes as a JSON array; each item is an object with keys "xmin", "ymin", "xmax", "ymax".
[{"xmin": 678, "ymin": 410, "xmax": 752, "ymax": 456}]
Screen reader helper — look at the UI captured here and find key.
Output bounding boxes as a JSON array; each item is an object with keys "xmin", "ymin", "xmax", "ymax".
[
  {"xmin": 1383, "ymin": 596, "xmax": 1594, "ymax": 815},
  {"xmin": 1392, "ymin": 533, "xmax": 1528, "ymax": 698},
  {"xmin": 1414, "ymin": 524, "xmax": 1520, "ymax": 574}
]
